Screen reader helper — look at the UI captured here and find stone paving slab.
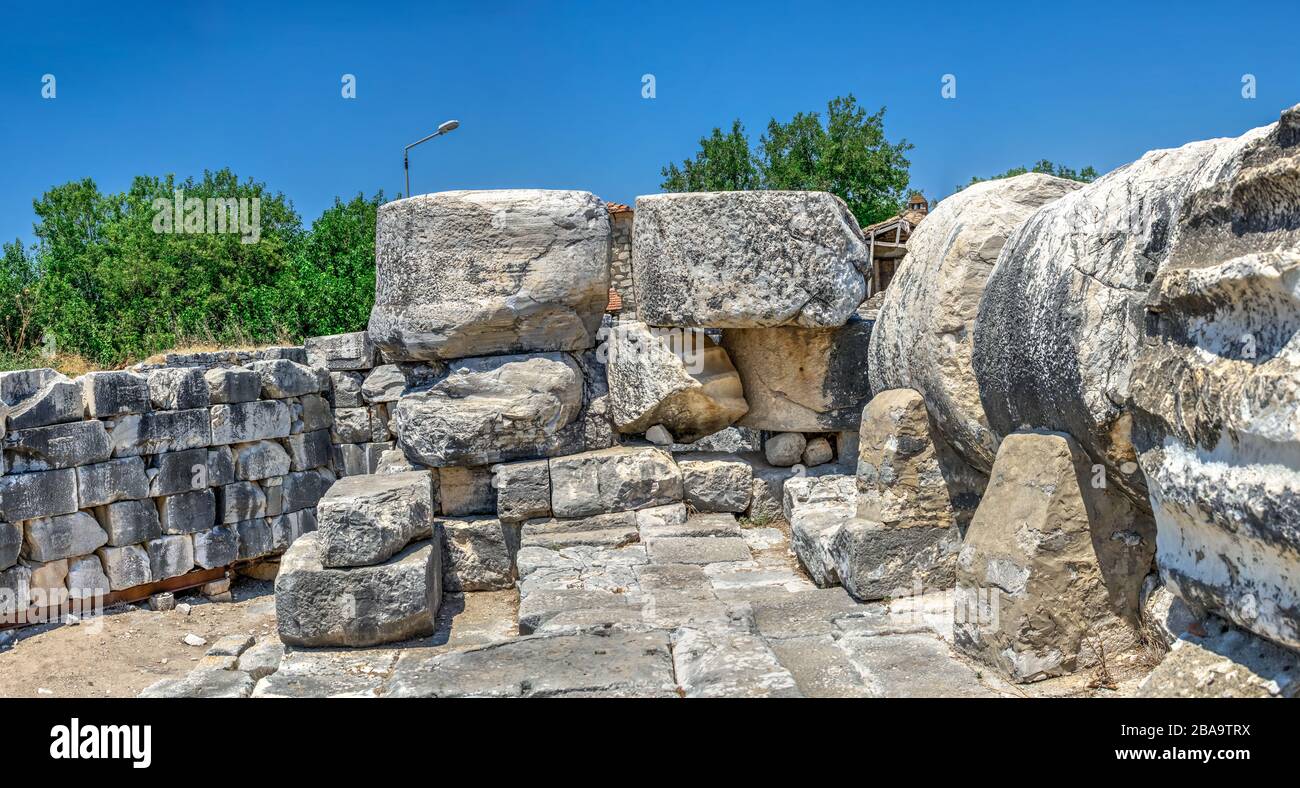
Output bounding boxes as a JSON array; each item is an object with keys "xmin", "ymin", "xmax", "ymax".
[
  {"xmin": 768, "ymin": 635, "xmax": 874, "ymax": 698},
  {"xmin": 835, "ymin": 632, "xmax": 1000, "ymax": 698},
  {"xmin": 647, "ymin": 536, "xmax": 751, "ymax": 565},
  {"xmin": 382, "ymin": 630, "xmax": 678, "ymax": 697},
  {"xmin": 640, "ymin": 512, "xmax": 742, "ymax": 540},
  {"xmin": 671, "ymin": 627, "xmax": 801, "ymax": 698}
]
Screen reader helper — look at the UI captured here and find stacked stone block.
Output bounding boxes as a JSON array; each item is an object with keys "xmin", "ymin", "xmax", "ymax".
[
  {"xmin": 307, "ymin": 331, "xmax": 404, "ymax": 477},
  {"xmin": 0, "ymin": 356, "xmax": 335, "ymax": 620}
]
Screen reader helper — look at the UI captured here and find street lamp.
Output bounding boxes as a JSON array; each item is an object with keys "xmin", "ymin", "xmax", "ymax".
[{"xmin": 404, "ymin": 119, "xmax": 460, "ymax": 197}]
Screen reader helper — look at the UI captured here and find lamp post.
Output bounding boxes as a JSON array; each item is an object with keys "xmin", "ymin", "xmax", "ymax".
[{"xmin": 404, "ymin": 119, "xmax": 460, "ymax": 197}]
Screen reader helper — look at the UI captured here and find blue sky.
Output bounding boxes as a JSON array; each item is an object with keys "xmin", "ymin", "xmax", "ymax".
[{"xmin": 1, "ymin": 0, "xmax": 1297, "ymax": 245}]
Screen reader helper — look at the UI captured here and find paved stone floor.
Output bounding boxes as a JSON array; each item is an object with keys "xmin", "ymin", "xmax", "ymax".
[{"xmin": 142, "ymin": 513, "xmax": 1021, "ymax": 698}]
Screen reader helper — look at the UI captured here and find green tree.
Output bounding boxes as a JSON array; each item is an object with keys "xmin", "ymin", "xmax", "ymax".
[
  {"xmin": 0, "ymin": 239, "xmax": 38, "ymax": 353},
  {"xmin": 963, "ymin": 160, "xmax": 1099, "ymax": 191},
  {"xmin": 659, "ymin": 96, "xmax": 913, "ymax": 227},
  {"xmin": 660, "ymin": 120, "xmax": 761, "ymax": 192},
  {"xmin": 758, "ymin": 96, "xmax": 913, "ymax": 226}
]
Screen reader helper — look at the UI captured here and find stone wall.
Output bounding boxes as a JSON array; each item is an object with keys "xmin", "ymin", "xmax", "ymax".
[
  {"xmin": 609, "ymin": 207, "xmax": 636, "ymax": 316},
  {"xmin": 1, "ymin": 348, "xmax": 345, "ymax": 623}
]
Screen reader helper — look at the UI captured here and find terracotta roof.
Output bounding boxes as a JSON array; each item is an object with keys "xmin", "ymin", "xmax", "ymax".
[{"xmin": 606, "ymin": 202, "xmax": 633, "ymax": 214}]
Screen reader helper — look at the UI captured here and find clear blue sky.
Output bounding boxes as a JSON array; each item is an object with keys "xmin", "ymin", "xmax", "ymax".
[{"xmin": 2, "ymin": 0, "xmax": 1297, "ymax": 245}]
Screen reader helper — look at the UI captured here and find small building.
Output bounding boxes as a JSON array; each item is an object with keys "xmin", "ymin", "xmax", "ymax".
[
  {"xmin": 606, "ymin": 202, "xmax": 636, "ymax": 316},
  {"xmin": 863, "ymin": 193, "xmax": 928, "ymax": 297}
]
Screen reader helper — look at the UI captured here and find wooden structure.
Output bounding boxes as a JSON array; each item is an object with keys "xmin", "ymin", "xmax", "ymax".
[{"xmin": 864, "ymin": 194, "xmax": 928, "ymax": 297}]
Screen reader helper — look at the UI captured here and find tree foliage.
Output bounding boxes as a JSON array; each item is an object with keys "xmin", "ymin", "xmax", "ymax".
[
  {"xmin": 963, "ymin": 159, "xmax": 1099, "ymax": 191},
  {"xmin": 660, "ymin": 95, "xmax": 913, "ymax": 227},
  {"xmin": 0, "ymin": 168, "xmax": 382, "ymax": 368}
]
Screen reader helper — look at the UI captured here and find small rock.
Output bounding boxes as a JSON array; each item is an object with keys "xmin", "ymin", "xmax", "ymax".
[
  {"xmin": 182, "ymin": 633, "xmax": 207, "ymax": 647},
  {"xmin": 802, "ymin": 437, "xmax": 834, "ymax": 467},
  {"xmin": 764, "ymin": 433, "xmax": 806, "ymax": 467},
  {"xmin": 645, "ymin": 425, "xmax": 673, "ymax": 445},
  {"xmin": 149, "ymin": 592, "xmax": 176, "ymax": 612},
  {"xmin": 176, "ymin": 602, "xmax": 192, "ymax": 615}
]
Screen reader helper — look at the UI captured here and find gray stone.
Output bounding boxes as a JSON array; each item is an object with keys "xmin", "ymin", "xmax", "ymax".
[
  {"xmin": 383, "ymin": 630, "xmax": 674, "ymax": 698},
  {"xmin": 204, "ymin": 367, "xmax": 261, "ymax": 404},
  {"xmin": 236, "ymin": 640, "xmax": 284, "ymax": 680},
  {"xmin": 763, "ymin": 433, "xmax": 805, "ymax": 467},
  {"xmin": 158, "ymin": 489, "xmax": 217, "ymax": 535},
  {"xmin": 147, "ymin": 367, "xmax": 211, "ymax": 410},
  {"xmin": 361, "ymin": 364, "xmax": 407, "ymax": 403},
  {"xmin": 634, "ymin": 191, "xmax": 867, "ymax": 328},
  {"xmin": 217, "ymin": 482, "xmax": 265, "ymax": 524},
  {"xmin": 275, "ymin": 531, "xmax": 441, "ymax": 648},
  {"xmin": 678, "ymin": 454, "xmax": 752, "ymax": 513},
  {"xmin": 296, "ymin": 394, "xmax": 332, "ymax": 433},
  {"xmin": 332, "ymin": 443, "xmax": 366, "ymax": 477},
  {"xmin": 193, "ymin": 524, "xmax": 239, "ymax": 569},
  {"xmin": 22, "ymin": 512, "xmax": 107, "ymax": 562},
  {"xmin": 95, "ymin": 544, "xmax": 152, "ymax": 590},
  {"xmin": 81, "ymin": 371, "xmax": 150, "ymax": 417},
  {"xmin": 281, "ymin": 469, "xmax": 335, "ymax": 513},
  {"xmin": 206, "ymin": 633, "xmax": 255, "ymax": 657},
  {"xmin": 210, "ymin": 400, "xmax": 291, "ymax": 445},
  {"xmin": 972, "ymin": 120, "xmax": 1268, "ymax": 506},
  {"xmin": 633, "ymin": 502, "xmax": 688, "ymax": 533},
  {"xmin": 317, "ymin": 471, "xmax": 435, "ymax": 568},
  {"xmin": 139, "ymin": 670, "xmax": 255, "ymax": 699},
  {"xmin": 789, "ymin": 500, "xmax": 853, "ymax": 587},
  {"xmin": 374, "ymin": 448, "xmax": 421, "ymax": 475},
  {"xmin": 305, "ymin": 331, "xmax": 376, "ymax": 371},
  {"xmin": 832, "ymin": 519, "xmax": 961, "ymax": 602},
  {"xmin": 549, "ymin": 446, "xmax": 683, "ymax": 518},
  {"xmin": 236, "ymin": 518, "xmax": 274, "ymax": 560},
  {"xmin": 605, "ymin": 322, "xmax": 748, "ymax": 441},
  {"xmin": 26, "ymin": 558, "xmax": 68, "ymax": 607},
  {"xmin": 65, "ymin": 555, "xmax": 110, "ymax": 601},
  {"xmin": 802, "ymin": 437, "xmax": 833, "ymax": 467},
  {"xmin": 328, "ymin": 371, "xmax": 364, "ymax": 408},
  {"xmin": 767, "ymin": 636, "xmax": 873, "ymax": 698},
  {"xmin": 520, "ymin": 512, "xmax": 640, "ymax": 550},
  {"xmin": 954, "ymin": 432, "xmax": 1155, "ymax": 683},
  {"xmin": 148, "ymin": 448, "xmax": 210, "ymax": 496},
  {"xmin": 393, "ymin": 352, "xmax": 587, "ymax": 467},
  {"xmin": 1, "ymin": 564, "xmax": 31, "ymax": 614},
  {"xmin": 647, "ymin": 537, "xmax": 751, "ymax": 565},
  {"xmin": 641, "ymin": 512, "xmax": 741, "ymax": 540},
  {"xmin": 439, "ymin": 516, "xmax": 520, "ymax": 591},
  {"xmin": 1136, "ymin": 619, "xmax": 1300, "ymax": 698},
  {"xmin": 0, "ymin": 522, "xmax": 19, "ymax": 570},
  {"xmin": 233, "ymin": 440, "xmax": 291, "ymax": 481},
  {"xmin": 5, "ymin": 376, "xmax": 83, "ymax": 430},
  {"xmin": 835, "ymin": 632, "xmax": 997, "ymax": 697},
  {"xmin": 5, "ymin": 420, "xmax": 112, "ymax": 472},
  {"xmin": 94, "ymin": 499, "xmax": 162, "ymax": 546},
  {"xmin": 0, "ymin": 469, "xmax": 78, "ymax": 522},
  {"xmin": 329, "ymin": 407, "xmax": 370, "ymax": 443},
  {"xmin": 146, "ymin": 535, "xmax": 195, "ymax": 580},
  {"xmin": 368, "ymin": 189, "xmax": 611, "ymax": 361},
  {"xmin": 107, "ymin": 408, "xmax": 211, "ymax": 456},
  {"xmin": 723, "ymin": 311, "xmax": 874, "ymax": 431},
  {"xmin": 492, "ymin": 459, "xmax": 551, "ymax": 523},
  {"xmin": 284, "ymin": 430, "xmax": 331, "ymax": 472},
  {"xmin": 249, "ymin": 359, "xmax": 322, "ymax": 399},
  {"xmin": 207, "ymin": 447, "xmax": 235, "ymax": 487},
  {"xmin": 870, "ymin": 174, "xmax": 1080, "ymax": 471},
  {"xmin": 671, "ymin": 627, "xmax": 801, "ymax": 697},
  {"xmin": 76, "ymin": 456, "xmax": 149, "ymax": 507},
  {"xmin": 0, "ymin": 368, "xmax": 58, "ymax": 406}
]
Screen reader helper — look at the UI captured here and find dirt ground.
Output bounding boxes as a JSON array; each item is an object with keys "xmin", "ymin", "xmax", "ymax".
[
  {"xmin": 0, "ymin": 578, "xmax": 522, "ymax": 699},
  {"xmin": 0, "ymin": 580, "xmax": 280, "ymax": 698}
]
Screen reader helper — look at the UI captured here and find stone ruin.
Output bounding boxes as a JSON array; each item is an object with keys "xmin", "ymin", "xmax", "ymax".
[{"xmin": 4, "ymin": 106, "xmax": 1299, "ymax": 698}]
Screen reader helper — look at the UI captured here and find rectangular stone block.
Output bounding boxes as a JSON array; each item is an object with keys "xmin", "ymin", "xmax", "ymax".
[
  {"xmin": 284, "ymin": 429, "xmax": 332, "ymax": 472},
  {"xmin": 157, "ymin": 489, "xmax": 217, "ymax": 535},
  {"xmin": 297, "ymin": 394, "xmax": 332, "ymax": 433},
  {"xmin": 94, "ymin": 499, "xmax": 162, "ymax": 546},
  {"xmin": 492, "ymin": 459, "xmax": 551, "ymax": 524},
  {"xmin": 330, "ymin": 407, "xmax": 370, "ymax": 444},
  {"xmin": 148, "ymin": 368, "xmax": 212, "ymax": 410},
  {"xmin": 236, "ymin": 518, "xmax": 274, "ymax": 560},
  {"xmin": 5, "ymin": 420, "xmax": 112, "ymax": 472},
  {"xmin": 82, "ymin": 371, "xmax": 150, "ymax": 417},
  {"xmin": 204, "ymin": 367, "xmax": 261, "ymax": 404},
  {"xmin": 365, "ymin": 442, "xmax": 394, "ymax": 474},
  {"xmin": 0, "ymin": 368, "xmax": 58, "ymax": 406},
  {"xmin": 210, "ymin": 400, "xmax": 291, "ymax": 445},
  {"xmin": 317, "ymin": 471, "xmax": 434, "ymax": 568},
  {"xmin": 438, "ymin": 466, "xmax": 493, "ymax": 516},
  {"xmin": 332, "ymin": 443, "xmax": 366, "ymax": 477},
  {"xmin": 148, "ymin": 447, "xmax": 210, "ymax": 496},
  {"xmin": 305, "ymin": 332, "xmax": 376, "ymax": 371},
  {"xmin": 438, "ymin": 516, "xmax": 520, "ymax": 591},
  {"xmin": 193, "ymin": 525, "xmax": 239, "ymax": 569},
  {"xmin": 207, "ymin": 446, "xmax": 235, "ymax": 487},
  {"xmin": 76, "ymin": 456, "xmax": 149, "ymax": 508},
  {"xmin": 0, "ymin": 522, "xmax": 19, "ymax": 570},
  {"xmin": 96, "ymin": 544, "xmax": 152, "ymax": 590},
  {"xmin": 234, "ymin": 440, "xmax": 292, "ymax": 481},
  {"xmin": 66, "ymin": 555, "xmax": 110, "ymax": 601},
  {"xmin": 549, "ymin": 447, "xmax": 683, "ymax": 518},
  {"xmin": 146, "ymin": 534, "xmax": 195, "ymax": 580},
  {"xmin": 249, "ymin": 359, "xmax": 323, "ymax": 399},
  {"xmin": 0, "ymin": 469, "xmax": 79, "ymax": 522},
  {"xmin": 107, "ymin": 408, "xmax": 211, "ymax": 457},
  {"xmin": 5, "ymin": 377, "xmax": 84, "ymax": 430},
  {"xmin": 282, "ymin": 469, "xmax": 335, "ymax": 514},
  {"xmin": 22, "ymin": 511, "xmax": 108, "ymax": 562},
  {"xmin": 218, "ymin": 481, "xmax": 266, "ymax": 524},
  {"xmin": 329, "ymin": 371, "xmax": 364, "ymax": 408}
]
